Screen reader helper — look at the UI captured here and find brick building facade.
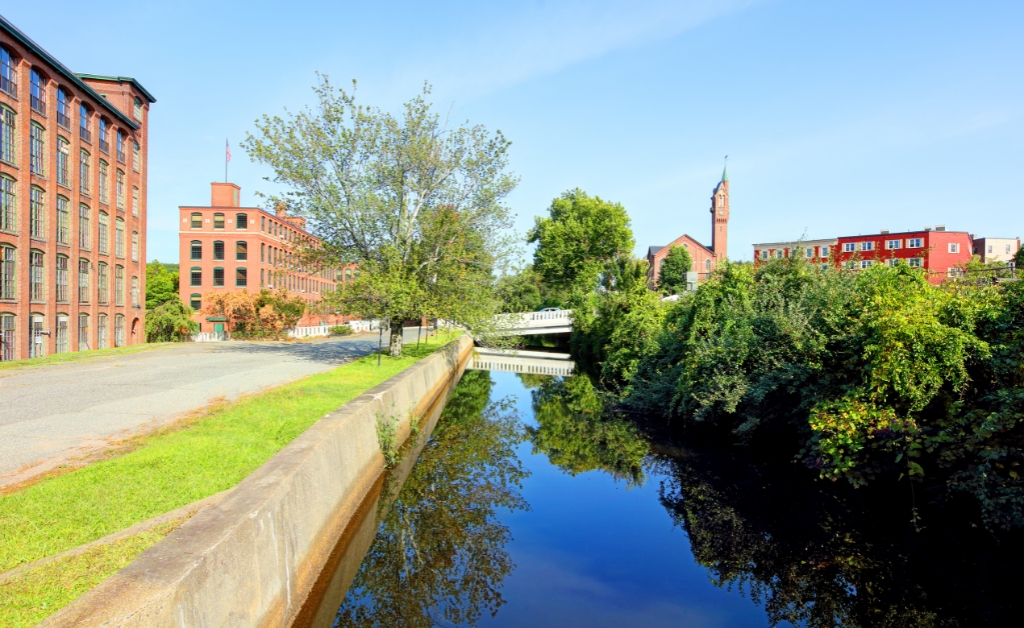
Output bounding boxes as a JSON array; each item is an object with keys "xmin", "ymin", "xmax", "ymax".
[
  {"xmin": 973, "ymin": 237, "xmax": 1020, "ymax": 264},
  {"xmin": 0, "ymin": 16, "xmax": 153, "ymax": 360},
  {"xmin": 834, "ymin": 228, "xmax": 973, "ymax": 283},
  {"xmin": 647, "ymin": 167, "xmax": 730, "ymax": 288},
  {"xmin": 178, "ymin": 183, "xmax": 352, "ymax": 333},
  {"xmin": 752, "ymin": 239, "xmax": 838, "ymax": 267}
]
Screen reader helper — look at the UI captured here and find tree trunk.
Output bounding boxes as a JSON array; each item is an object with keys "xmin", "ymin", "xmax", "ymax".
[{"xmin": 389, "ymin": 319, "xmax": 403, "ymax": 357}]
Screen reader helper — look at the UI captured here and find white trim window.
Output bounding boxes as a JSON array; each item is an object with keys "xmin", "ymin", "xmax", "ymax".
[
  {"xmin": 820, "ymin": 245, "xmax": 829, "ymax": 257},
  {"xmin": 861, "ymin": 260, "xmax": 873, "ymax": 269},
  {"xmin": 886, "ymin": 258, "xmax": 900, "ymax": 267},
  {"xmin": 886, "ymin": 239, "xmax": 901, "ymax": 250},
  {"xmin": 862, "ymin": 241, "xmax": 874, "ymax": 252},
  {"xmin": 843, "ymin": 242, "xmax": 856, "ymax": 253},
  {"xmin": 908, "ymin": 258, "xmax": 923, "ymax": 268},
  {"xmin": 805, "ymin": 247, "xmax": 814, "ymax": 258},
  {"xmin": 948, "ymin": 242, "xmax": 960, "ymax": 254},
  {"xmin": 908, "ymin": 238, "xmax": 923, "ymax": 248}
]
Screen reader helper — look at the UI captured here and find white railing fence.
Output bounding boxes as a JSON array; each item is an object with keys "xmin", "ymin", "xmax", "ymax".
[{"xmin": 192, "ymin": 331, "xmax": 228, "ymax": 343}]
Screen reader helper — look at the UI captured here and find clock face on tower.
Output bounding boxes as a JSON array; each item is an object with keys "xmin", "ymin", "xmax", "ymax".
[{"xmin": 718, "ymin": 210, "xmax": 724, "ymax": 215}]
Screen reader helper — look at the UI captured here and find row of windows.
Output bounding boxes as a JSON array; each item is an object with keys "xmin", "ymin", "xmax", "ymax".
[
  {"xmin": 757, "ymin": 246, "xmax": 832, "ymax": 260},
  {"xmin": 0, "ymin": 180, "xmax": 139, "ymax": 255},
  {"xmin": 188, "ymin": 211, "xmax": 314, "ymax": 249},
  {"xmin": 841, "ymin": 238, "xmax": 927, "ymax": 253},
  {"xmin": 0, "ymin": 245, "xmax": 139, "ymax": 305},
  {"xmin": 190, "ymin": 212, "xmax": 248, "ymax": 230},
  {"xmin": 842, "ymin": 258, "xmax": 925, "ymax": 270},
  {"xmin": 188, "ymin": 267, "xmax": 337, "ymax": 294},
  {"xmin": 1, "ymin": 44, "xmax": 144, "ymax": 125},
  {"xmin": 0, "ymin": 109, "xmax": 141, "ymax": 212},
  {"xmin": 0, "ymin": 311, "xmax": 129, "ymax": 360}
]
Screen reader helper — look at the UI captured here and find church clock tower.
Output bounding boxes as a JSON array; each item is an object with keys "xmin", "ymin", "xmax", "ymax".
[{"xmin": 710, "ymin": 161, "xmax": 729, "ymax": 259}]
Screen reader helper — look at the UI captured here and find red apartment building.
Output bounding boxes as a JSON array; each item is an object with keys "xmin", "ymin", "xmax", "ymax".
[
  {"xmin": 0, "ymin": 16, "xmax": 153, "ymax": 360},
  {"xmin": 647, "ymin": 167, "xmax": 730, "ymax": 287},
  {"xmin": 835, "ymin": 227, "xmax": 972, "ymax": 283},
  {"xmin": 179, "ymin": 183, "xmax": 352, "ymax": 333}
]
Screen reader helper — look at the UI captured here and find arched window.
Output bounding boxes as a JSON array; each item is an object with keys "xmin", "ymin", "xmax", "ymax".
[
  {"xmin": 79, "ymin": 149, "xmax": 91, "ymax": 195},
  {"xmin": 56, "ymin": 255, "xmax": 69, "ymax": 302},
  {"xmin": 132, "ymin": 141, "xmax": 140, "ymax": 172},
  {"xmin": 236, "ymin": 268, "xmax": 247, "ymax": 287},
  {"xmin": 78, "ymin": 259, "xmax": 90, "ymax": 303},
  {"xmin": 191, "ymin": 212, "xmax": 202, "ymax": 229},
  {"xmin": 0, "ymin": 46, "xmax": 16, "ymax": 97},
  {"xmin": 29, "ymin": 313, "xmax": 45, "ymax": 358},
  {"xmin": 79, "ymin": 204, "xmax": 91, "ymax": 249},
  {"xmin": 98, "ymin": 211, "xmax": 109, "ymax": 253},
  {"xmin": 55, "ymin": 314, "xmax": 69, "ymax": 353},
  {"xmin": 97, "ymin": 262, "xmax": 109, "ymax": 304},
  {"xmin": 260, "ymin": 243, "xmax": 265, "ymax": 262},
  {"xmin": 190, "ymin": 266, "xmax": 202, "ymax": 287},
  {"xmin": 116, "ymin": 169, "xmax": 125, "ymax": 209},
  {"xmin": 213, "ymin": 267, "xmax": 224, "ymax": 287},
  {"xmin": 0, "ymin": 105, "xmax": 15, "ymax": 163},
  {"xmin": 78, "ymin": 313, "xmax": 90, "ymax": 351},
  {"xmin": 57, "ymin": 88, "xmax": 71, "ymax": 128},
  {"xmin": 115, "ymin": 265, "xmax": 125, "ymax": 306},
  {"xmin": 132, "ymin": 186, "xmax": 139, "ymax": 216},
  {"xmin": 115, "ymin": 218, "xmax": 125, "ymax": 257},
  {"xmin": 29, "ymin": 250, "xmax": 44, "ymax": 301},
  {"xmin": 0, "ymin": 175, "xmax": 14, "ymax": 234},
  {"xmin": 0, "ymin": 245, "xmax": 15, "ymax": 300},
  {"xmin": 213, "ymin": 240, "xmax": 225, "ymax": 260},
  {"xmin": 236, "ymin": 213, "xmax": 248, "ymax": 229},
  {"xmin": 114, "ymin": 314, "xmax": 125, "ymax": 347},
  {"xmin": 99, "ymin": 118, "xmax": 110, "ymax": 153},
  {"xmin": 190, "ymin": 293, "xmax": 201, "ymax": 310},
  {"xmin": 30, "ymin": 69, "xmax": 47, "ymax": 114},
  {"xmin": 96, "ymin": 313, "xmax": 107, "ymax": 349},
  {"xmin": 190, "ymin": 241, "xmax": 202, "ymax": 260},
  {"xmin": 131, "ymin": 276, "xmax": 139, "ymax": 307},
  {"xmin": 56, "ymin": 196, "xmax": 70, "ymax": 243},
  {"xmin": 30, "ymin": 123, "xmax": 45, "ymax": 175},
  {"xmin": 236, "ymin": 241, "xmax": 247, "ymax": 261},
  {"xmin": 80, "ymin": 104, "xmax": 91, "ymax": 143},
  {"xmin": 132, "ymin": 231, "xmax": 139, "ymax": 261},
  {"xmin": 57, "ymin": 137, "xmax": 70, "ymax": 187},
  {"xmin": 30, "ymin": 186, "xmax": 45, "ymax": 239},
  {"xmin": 98, "ymin": 159, "xmax": 109, "ymax": 203},
  {"xmin": 116, "ymin": 131, "xmax": 126, "ymax": 163},
  {"xmin": 1, "ymin": 312, "xmax": 15, "ymax": 361},
  {"xmin": 213, "ymin": 213, "xmax": 225, "ymax": 229},
  {"xmin": 705, "ymin": 259, "xmax": 712, "ymax": 271}
]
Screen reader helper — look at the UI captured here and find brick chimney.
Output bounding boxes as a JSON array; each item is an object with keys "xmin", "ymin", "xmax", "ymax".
[
  {"xmin": 275, "ymin": 201, "xmax": 287, "ymax": 217},
  {"xmin": 211, "ymin": 182, "xmax": 240, "ymax": 207}
]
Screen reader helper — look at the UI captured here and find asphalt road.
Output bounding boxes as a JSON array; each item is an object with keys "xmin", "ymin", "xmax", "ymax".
[{"xmin": 0, "ymin": 329, "xmax": 427, "ymax": 481}]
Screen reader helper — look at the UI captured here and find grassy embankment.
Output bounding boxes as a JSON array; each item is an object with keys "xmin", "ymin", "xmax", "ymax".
[{"xmin": 0, "ymin": 333, "xmax": 452, "ymax": 627}]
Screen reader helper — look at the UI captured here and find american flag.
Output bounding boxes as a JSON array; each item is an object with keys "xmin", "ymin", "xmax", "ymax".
[{"xmin": 226, "ymin": 139, "xmax": 231, "ymax": 163}]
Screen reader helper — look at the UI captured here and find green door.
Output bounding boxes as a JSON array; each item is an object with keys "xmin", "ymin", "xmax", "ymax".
[{"xmin": 214, "ymin": 323, "xmax": 225, "ymax": 333}]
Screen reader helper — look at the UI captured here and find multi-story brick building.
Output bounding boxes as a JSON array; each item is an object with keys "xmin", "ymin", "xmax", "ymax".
[
  {"xmin": 0, "ymin": 16, "xmax": 153, "ymax": 360},
  {"xmin": 972, "ymin": 237, "xmax": 1020, "ymax": 264},
  {"xmin": 178, "ymin": 182, "xmax": 352, "ymax": 333},
  {"xmin": 834, "ymin": 227, "xmax": 973, "ymax": 283},
  {"xmin": 646, "ymin": 167, "xmax": 730, "ymax": 288}
]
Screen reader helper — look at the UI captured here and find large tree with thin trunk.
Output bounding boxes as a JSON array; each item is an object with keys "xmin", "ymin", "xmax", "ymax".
[{"xmin": 243, "ymin": 78, "xmax": 518, "ymax": 356}]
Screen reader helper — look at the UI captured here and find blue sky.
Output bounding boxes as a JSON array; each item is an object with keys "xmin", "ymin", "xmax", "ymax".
[{"xmin": 6, "ymin": 0, "xmax": 1022, "ymax": 263}]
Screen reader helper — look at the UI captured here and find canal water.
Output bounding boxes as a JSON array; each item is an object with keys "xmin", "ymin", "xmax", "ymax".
[{"xmin": 313, "ymin": 369, "xmax": 1024, "ymax": 627}]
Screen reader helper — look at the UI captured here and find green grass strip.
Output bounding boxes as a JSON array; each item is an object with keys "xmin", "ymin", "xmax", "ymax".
[
  {"xmin": 0, "ymin": 519, "xmax": 185, "ymax": 628},
  {"xmin": 0, "ymin": 343, "xmax": 170, "ymax": 373},
  {"xmin": 0, "ymin": 335, "xmax": 450, "ymax": 573}
]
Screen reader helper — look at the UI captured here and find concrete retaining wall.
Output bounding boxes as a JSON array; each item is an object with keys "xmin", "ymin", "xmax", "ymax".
[{"xmin": 42, "ymin": 334, "xmax": 475, "ymax": 628}]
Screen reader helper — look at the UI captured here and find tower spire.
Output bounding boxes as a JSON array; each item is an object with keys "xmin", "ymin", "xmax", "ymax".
[{"xmin": 722, "ymin": 155, "xmax": 729, "ymax": 182}]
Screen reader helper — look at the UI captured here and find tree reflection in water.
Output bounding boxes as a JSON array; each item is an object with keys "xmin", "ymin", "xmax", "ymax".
[
  {"xmin": 334, "ymin": 370, "xmax": 529, "ymax": 627},
  {"xmin": 523, "ymin": 374, "xmax": 649, "ymax": 487},
  {"xmin": 655, "ymin": 445, "xmax": 1024, "ymax": 627}
]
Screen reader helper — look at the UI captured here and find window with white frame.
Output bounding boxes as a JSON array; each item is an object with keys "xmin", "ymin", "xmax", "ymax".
[
  {"xmin": 0, "ymin": 105, "xmax": 15, "ymax": 164},
  {"xmin": 862, "ymin": 241, "xmax": 874, "ymax": 252},
  {"xmin": 759, "ymin": 250, "xmax": 767, "ymax": 260},
  {"xmin": 132, "ymin": 187, "xmax": 139, "ymax": 217},
  {"xmin": 886, "ymin": 258, "xmax": 900, "ymax": 267},
  {"xmin": 861, "ymin": 260, "xmax": 873, "ymax": 269},
  {"xmin": 844, "ymin": 260, "xmax": 857, "ymax": 270},
  {"xmin": 805, "ymin": 247, "xmax": 813, "ymax": 258},
  {"xmin": 820, "ymin": 245, "xmax": 829, "ymax": 257},
  {"xmin": 843, "ymin": 242, "xmax": 855, "ymax": 253},
  {"xmin": 908, "ymin": 258, "xmax": 922, "ymax": 268},
  {"xmin": 908, "ymin": 238, "xmax": 923, "ymax": 248},
  {"xmin": 886, "ymin": 239, "xmax": 901, "ymax": 250},
  {"xmin": 948, "ymin": 243, "xmax": 960, "ymax": 254}
]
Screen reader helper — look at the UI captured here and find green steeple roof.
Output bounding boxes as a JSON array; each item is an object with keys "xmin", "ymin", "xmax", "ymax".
[{"xmin": 722, "ymin": 163, "xmax": 729, "ymax": 183}]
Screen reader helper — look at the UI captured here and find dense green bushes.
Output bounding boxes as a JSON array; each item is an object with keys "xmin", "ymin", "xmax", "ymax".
[{"xmin": 578, "ymin": 256, "xmax": 1024, "ymax": 528}]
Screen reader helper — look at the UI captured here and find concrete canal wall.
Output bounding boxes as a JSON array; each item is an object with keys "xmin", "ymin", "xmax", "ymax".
[{"xmin": 42, "ymin": 335, "xmax": 475, "ymax": 628}]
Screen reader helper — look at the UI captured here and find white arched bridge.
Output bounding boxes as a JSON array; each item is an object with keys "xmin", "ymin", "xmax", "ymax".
[{"xmin": 491, "ymin": 309, "xmax": 573, "ymax": 336}]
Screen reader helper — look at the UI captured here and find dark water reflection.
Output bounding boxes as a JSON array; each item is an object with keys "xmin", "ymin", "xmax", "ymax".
[{"xmin": 329, "ymin": 371, "xmax": 1024, "ymax": 627}]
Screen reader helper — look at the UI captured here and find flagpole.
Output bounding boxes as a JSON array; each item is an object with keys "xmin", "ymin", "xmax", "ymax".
[{"xmin": 225, "ymin": 138, "xmax": 229, "ymax": 183}]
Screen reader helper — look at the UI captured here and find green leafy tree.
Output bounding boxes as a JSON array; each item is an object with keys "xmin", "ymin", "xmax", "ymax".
[
  {"xmin": 145, "ymin": 299, "xmax": 197, "ymax": 342},
  {"xmin": 244, "ymin": 78, "xmax": 518, "ymax": 356},
  {"xmin": 1014, "ymin": 245, "xmax": 1024, "ymax": 270},
  {"xmin": 527, "ymin": 189, "xmax": 634, "ymax": 299},
  {"xmin": 495, "ymin": 266, "xmax": 544, "ymax": 313},
  {"xmin": 657, "ymin": 244, "xmax": 692, "ymax": 294},
  {"xmin": 146, "ymin": 260, "xmax": 178, "ymax": 309}
]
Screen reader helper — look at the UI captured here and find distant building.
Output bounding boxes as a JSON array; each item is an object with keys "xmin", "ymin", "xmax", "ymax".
[
  {"xmin": 973, "ymin": 237, "xmax": 1020, "ymax": 264},
  {"xmin": 646, "ymin": 167, "xmax": 730, "ymax": 288},
  {"xmin": 835, "ymin": 226, "xmax": 973, "ymax": 284},
  {"xmin": 0, "ymin": 16, "xmax": 155, "ymax": 360},
  {"xmin": 752, "ymin": 239, "xmax": 837, "ymax": 268},
  {"xmin": 178, "ymin": 183, "xmax": 352, "ymax": 333}
]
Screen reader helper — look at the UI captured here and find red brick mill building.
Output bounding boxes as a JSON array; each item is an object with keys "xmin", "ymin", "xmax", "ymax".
[
  {"xmin": 178, "ymin": 183, "xmax": 353, "ymax": 333},
  {"xmin": 0, "ymin": 16, "xmax": 154, "ymax": 360}
]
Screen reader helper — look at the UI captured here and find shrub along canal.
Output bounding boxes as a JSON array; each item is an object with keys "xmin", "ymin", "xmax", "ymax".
[{"xmin": 299, "ymin": 367, "xmax": 1024, "ymax": 627}]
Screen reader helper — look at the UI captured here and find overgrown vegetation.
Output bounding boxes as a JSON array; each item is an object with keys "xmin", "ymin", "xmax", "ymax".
[
  {"xmin": 145, "ymin": 261, "xmax": 197, "ymax": 342},
  {"xmin": 199, "ymin": 289, "xmax": 309, "ymax": 339},
  {"xmin": 578, "ymin": 256, "xmax": 1024, "ymax": 529}
]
